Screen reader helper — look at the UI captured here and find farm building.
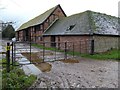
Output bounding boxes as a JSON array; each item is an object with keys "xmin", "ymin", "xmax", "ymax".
[
  {"xmin": 16, "ymin": 4, "xmax": 66, "ymax": 42},
  {"xmin": 16, "ymin": 4, "xmax": 119, "ymax": 54}
]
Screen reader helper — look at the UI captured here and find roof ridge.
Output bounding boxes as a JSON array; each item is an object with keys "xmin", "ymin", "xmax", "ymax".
[
  {"xmin": 85, "ymin": 10, "xmax": 118, "ymax": 18},
  {"xmin": 17, "ymin": 4, "xmax": 59, "ymax": 31}
]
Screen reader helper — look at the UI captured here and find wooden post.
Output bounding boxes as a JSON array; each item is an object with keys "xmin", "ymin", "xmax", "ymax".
[
  {"xmin": 13, "ymin": 42, "xmax": 16, "ymax": 65},
  {"xmin": 11, "ymin": 42, "xmax": 13, "ymax": 66},
  {"xmin": 43, "ymin": 42, "xmax": 45, "ymax": 62},
  {"xmin": 73, "ymin": 42, "xmax": 74, "ymax": 58},
  {"xmin": 64, "ymin": 42, "xmax": 67, "ymax": 60},
  {"xmin": 90, "ymin": 39, "xmax": 94, "ymax": 55}
]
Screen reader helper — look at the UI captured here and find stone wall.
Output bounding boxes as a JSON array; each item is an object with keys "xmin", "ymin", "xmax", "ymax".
[{"xmin": 94, "ymin": 35, "xmax": 119, "ymax": 53}]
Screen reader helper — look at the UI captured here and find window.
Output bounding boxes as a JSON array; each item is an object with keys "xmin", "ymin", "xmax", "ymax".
[
  {"xmin": 40, "ymin": 25, "xmax": 43, "ymax": 30},
  {"xmin": 66, "ymin": 24, "xmax": 76, "ymax": 31},
  {"xmin": 38, "ymin": 36, "xmax": 43, "ymax": 41},
  {"xmin": 35, "ymin": 25, "xmax": 40, "ymax": 31},
  {"xmin": 40, "ymin": 37, "xmax": 43, "ymax": 41}
]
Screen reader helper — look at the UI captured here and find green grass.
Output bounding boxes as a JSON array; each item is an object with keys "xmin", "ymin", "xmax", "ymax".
[
  {"xmin": 80, "ymin": 49, "xmax": 120, "ymax": 60},
  {"xmin": 32, "ymin": 43, "xmax": 119, "ymax": 60},
  {"xmin": 32, "ymin": 43, "xmax": 64, "ymax": 52}
]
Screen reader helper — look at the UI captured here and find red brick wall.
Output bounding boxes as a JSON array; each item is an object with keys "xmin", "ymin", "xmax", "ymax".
[
  {"xmin": 43, "ymin": 36, "xmax": 51, "ymax": 47},
  {"xmin": 43, "ymin": 6, "xmax": 66, "ymax": 31},
  {"xmin": 58, "ymin": 36, "xmax": 91, "ymax": 53},
  {"xmin": 29, "ymin": 5, "xmax": 66, "ymax": 42},
  {"xmin": 17, "ymin": 30, "xmax": 24, "ymax": 41},
  {"xmin": 53, "ymin": 6, "xmax": 65, "ymax": 18},
  {"xmin": 17, "ymin": 5, "xmax": 66, "ymax": 42},
  {"xmin": 44, "ymin": 35, "xmax": 91, "ymax": 53}
]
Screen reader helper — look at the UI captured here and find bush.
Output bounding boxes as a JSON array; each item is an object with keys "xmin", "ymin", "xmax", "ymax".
[{"xmin": 2, "ymin": 67, "xmax": 37, "ymax": 89}]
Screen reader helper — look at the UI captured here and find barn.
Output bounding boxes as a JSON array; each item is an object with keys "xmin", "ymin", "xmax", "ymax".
[
  {"xmin": 16, "ymin": 4, "xmax": 66, "ymax": 42},
  {"xmin": 43, "ymin": 10, "xmax": 119, "ymax": 53},
  {"xmin": 16, "ymin": 5, "xmax": 119, "ymax": 54}
]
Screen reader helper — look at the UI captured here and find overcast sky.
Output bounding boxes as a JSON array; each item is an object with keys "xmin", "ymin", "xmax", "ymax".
[{"xmin": 0, "ymin": 0, "xmax": 119, "ymax": 30}]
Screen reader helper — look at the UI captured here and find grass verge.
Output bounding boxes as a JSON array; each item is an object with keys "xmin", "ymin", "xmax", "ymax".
[
  {"xmin": 32, "ymin": 43, "xmax": 119, "ymax": 60},
  {"xmin": 80, "ymin": 49, "xmax": 120, "ymax": 60},
  {"xmin": 32, "ymin": 43, "xmax": 64, "ymax": 52}
]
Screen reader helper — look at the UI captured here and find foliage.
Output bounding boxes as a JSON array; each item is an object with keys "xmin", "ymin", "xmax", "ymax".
[
  {"xmin": 0, "ymin": 59, "xmax": 7, "ymax": 68},
  {"xmin": 2, "ymin": 59, "xmax": 37, "ymax": 89},
  {"xmin": 2, "ymin": 24, "xmax": 15, "ymax": 39}
]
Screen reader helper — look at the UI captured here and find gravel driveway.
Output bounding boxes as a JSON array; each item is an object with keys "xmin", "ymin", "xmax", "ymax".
[{"xmin": 31, "ymin": 58, "xmax": 118, "ymax": 88}]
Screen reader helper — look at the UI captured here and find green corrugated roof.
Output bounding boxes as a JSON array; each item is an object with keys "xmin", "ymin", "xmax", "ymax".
[{"xmin": 17, "ymin": 5, "xmax": 58, "ymax": 31}]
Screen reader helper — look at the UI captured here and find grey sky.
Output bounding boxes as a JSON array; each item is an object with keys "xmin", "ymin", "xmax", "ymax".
[{"xmin": 0, "ymin": 0, "xmax": 119, "ymax": 30}]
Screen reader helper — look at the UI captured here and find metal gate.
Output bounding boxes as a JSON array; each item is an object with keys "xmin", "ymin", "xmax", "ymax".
[{"xmin": 11, "ymin": 41, "xmax": 75, "ymax": 66}]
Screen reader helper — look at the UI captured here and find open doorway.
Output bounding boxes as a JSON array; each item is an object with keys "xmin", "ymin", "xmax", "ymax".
[
  {"xmin": 24, "ymin": 29, "xmax": 30, "ymax": 41},
  {"xmin": 51, "ymin": 36, "xmax": 56, "ymax": 47}
]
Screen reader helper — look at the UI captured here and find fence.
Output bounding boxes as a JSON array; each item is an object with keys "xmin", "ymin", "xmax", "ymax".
[{"xmin": 2, "ymin": 39, "xmax": 95, "ymax": 72}]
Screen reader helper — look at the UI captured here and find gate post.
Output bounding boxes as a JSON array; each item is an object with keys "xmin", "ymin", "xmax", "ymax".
[
  {"xmin": 73, "ymin": 42, "xmax": 74, "ymax": 58},
  {"xmin": 6, "ymin": 42, "xmax": 10, "ymax": 72},
  {"xmin": 30, "ymin": 42, "xmax": 31, "ymax": 63},
  {"xmin": 11, "ymin": 42, "xmax": 13, "ymax": 66},
  {"xmin": 90, "ymin": 39, "xmax": 94, "ymax": 55},
  {"xmin": 43, "ymin": 42, "xmax": 45, "ymax": 62},
  {"xmin": 64, "ymin": 42, "xmax": 67, "ymax": 60}
]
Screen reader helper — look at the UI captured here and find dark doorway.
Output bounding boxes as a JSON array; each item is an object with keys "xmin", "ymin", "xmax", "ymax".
[
  {"xmin": 24, "ymin": 29, "xmax": 29, "ymax": 41},
  {"xmin": 51, "ymin": 36, "xmax": 56, "ymax": 47},
  {"xmin": 17, "ymin": 31, "xmax": 19, "ymax": 41},
  {"xmin": 58, "ymin": 36, "xmax": 60, "ymax": 49}
]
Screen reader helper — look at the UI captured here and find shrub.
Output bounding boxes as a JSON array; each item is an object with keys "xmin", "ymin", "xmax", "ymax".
[{"xmin": 2, "ymin": 66, "xmax": 37, "ymax": 89}]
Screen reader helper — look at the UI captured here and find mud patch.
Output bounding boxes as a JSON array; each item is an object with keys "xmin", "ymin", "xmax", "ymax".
[
  {"xmin": 21, "ymin": 52, "xmax": 43, "ymax": 63},
  {"xmin": 21, "ymin": 52, "xmax": 52, "ymax": 72},
  {"xmin": 36, "ymin": 62, "xmax": 52, "ymax": 72}
]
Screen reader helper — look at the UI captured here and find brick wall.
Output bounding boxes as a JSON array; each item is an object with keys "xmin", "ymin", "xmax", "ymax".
[
  {"xmin": 44, "ymin": 35, "xmax": 91, "ymax": 53},
  {"xmin": 17, "ymin": 30, "xmax": 24, "ymax": 41},
  {"xmin": 58, "ymin": 36, "xmax": 91, "ymax": 53},
  {"xmin": 44, "ymin": 35, "xmax": 119, "ymax": 53},
  {"xmin": 53, "ymin": 6, "xmax": 66, "ymax": 18},
  {"xmin": 43, "ymin": 6, "xmax": 66, "ymax": 30}
]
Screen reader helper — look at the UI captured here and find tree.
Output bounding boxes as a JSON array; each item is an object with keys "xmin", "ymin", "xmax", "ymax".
[{"xmin": 2, "ymin": 24, "xmax": 15, "ymax": 39}]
